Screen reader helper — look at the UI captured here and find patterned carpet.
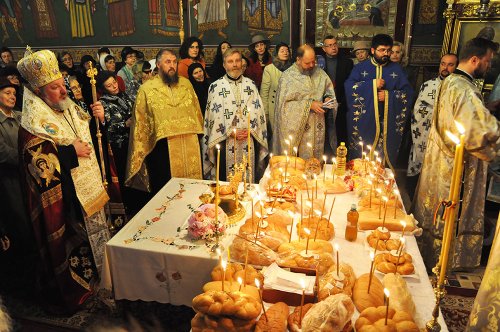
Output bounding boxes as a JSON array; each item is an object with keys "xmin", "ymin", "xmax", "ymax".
[{"xmin": 3, "ymin": 290, "xmax": 474, "ymax": 331}]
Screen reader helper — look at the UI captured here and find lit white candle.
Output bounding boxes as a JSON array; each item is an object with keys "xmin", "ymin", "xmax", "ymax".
[
  {"xmin": 304, "ymin": 228, "xmax": 311, "ymax": 254},
  {"xmin": 221, "ymin": 259, "xmax": 227, "ymax": 292},
  {"xmin": 384, "ymin": 288, "xmax": 390, "ymax": 325},
  {"xmin": 322, "ymin": 155, "xmax": 327, "ymax": 182},
  {"xmin": 237, "ymin": 276, "xmax": 243, "ymax": 291}
]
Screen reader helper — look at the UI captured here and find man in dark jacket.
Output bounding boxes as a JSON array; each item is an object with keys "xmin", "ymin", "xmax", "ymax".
[{"xmin": 316, "ymin": 35, "xmax": 354, "ymax": 157}]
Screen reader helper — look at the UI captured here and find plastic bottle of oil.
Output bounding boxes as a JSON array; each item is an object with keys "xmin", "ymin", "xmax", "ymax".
[
  {"xmin": 345, "ymin": 204, "xmax": 359, "ymax": 241},
  {"xmin": 336, "ymin": 142, "xmax": 347, "ymax": 176}
]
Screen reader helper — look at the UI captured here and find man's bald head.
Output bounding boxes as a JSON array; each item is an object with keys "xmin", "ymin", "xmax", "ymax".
[{"xmin": 296, "ymin": 44, "xmax": 316, "ymax": 75}]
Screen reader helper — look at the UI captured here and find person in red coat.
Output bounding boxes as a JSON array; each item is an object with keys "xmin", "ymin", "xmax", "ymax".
[{"xmin": 244, "ymin": 35, "xmax": 272, "ymax": 89}]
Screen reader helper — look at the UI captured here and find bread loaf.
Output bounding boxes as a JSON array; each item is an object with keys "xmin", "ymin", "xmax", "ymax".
[
  {"xmin": 301, "ymin": 294, "xmax": 355, "ymax": 332},
  {"xmin": 211, "ymin": 262, "xmax": 243, "ymax": 281},
  {"xmin": 358, "ymin": 207, "xmax": 416, "ymax": 231},
  {"xmin": 270, "ymin": 155, "xmax": 306, "ymax": 171},
  {"xmin": 297, "ymin": 216, "xmax": 335, "ymax": 241},
  {"xmin": 288, "ymin": 303, "xmax": 314, "ymax": 332},
  {"xmin": 192, "ymin": 290, "xmax": 262, "ymax": 320},
  {"xmin": 278, "ymin": 239, "xmax": 333, "ymax": 254},
  {"xmin": 239, "ymin": 218, "xmax": 289, "ymax": 251},
  {"xmin": 279, "ymin": 251, "xmax": 334, "ymax": 276},
  {"xmin": 230, "ymin": 236, "xmax": 278, "ymax": 266},
  {"xmin": 352, "ymin": 273, "xmax": 385, "ymax": 312},
  {"xmin": 375, "ymin": 252, "xmax": 415, "ymax": 275},
  {"xmin": 233, "ymin": 265, "xmax": 264, "ymax": 285},
  {"xmin": 382, "ymin": 273, "xmax": 416, "ymax": 318},
  {"xmin": 355, "ymin": 306, "xmax": 419, "ymax": 331},
  {"xmin": 191, "ymin": 312, "xmax": 257, "ymax": 332},
  {"xmin": 318, "ymin": 263, "xmax": 356, "ymax": 300},
  {"xmin": 255, "ymin": 302, "xmax": 289, "ymax": 332},
  {"xmin": 202, "ymin": 281, "xmax": 261, "ymax": 302}
]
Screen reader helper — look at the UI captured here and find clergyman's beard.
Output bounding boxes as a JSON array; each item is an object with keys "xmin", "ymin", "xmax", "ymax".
[
  {"xmin": 374, "ymin": 54, "xmax": 390, "ymax": 65},
  {"xmin": 160, "ymin": 70, "xmax": 179, "ymax": 85},
  {"xmin": 473, "ymin": 67, "xmax": 487, "ymax": 79},
  {"xmin": 440, "ymin": 70, "xmax": 450, "ymax": 79},
  {"xmin": 297, "ymin": 65, "xmax": 314, "ymax": 76},
  {"xmin": 46, "ymin": 96, "xmax": 73, "ymax": 111}
]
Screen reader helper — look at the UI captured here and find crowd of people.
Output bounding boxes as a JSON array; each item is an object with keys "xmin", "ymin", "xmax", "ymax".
[{"xmin": 0, "ymin": 34, "xmax": 498, "ymax": 317}]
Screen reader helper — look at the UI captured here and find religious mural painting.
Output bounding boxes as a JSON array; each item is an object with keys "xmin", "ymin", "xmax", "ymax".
[
  {"xmin": 315, "ymin": 0, "xmax": 398, "ymax": 47},
  {"xmin": 66, "ymin": 0, "xmax": 95, "ymax": 38},
  {"xmin": 28, "ymin": 0, "xmax": 58, "ymax": 39},
  {"xmin": 106, "ymin": 0, "xmax": 136, "ymax": 37},
  {"xmin": 0, "ymin": 0, "xmax": 23, "ymax": 43},
  {"xmin": 1, "ymin": 1, "xmax": 292, "ymax": 51},
  {"xmin": 188, "ymin": 0, "xmax": 291, "ymax": 46},
  {"xmin": 149, "ymin": 0, "xmax": 181, "ymax": 36}
]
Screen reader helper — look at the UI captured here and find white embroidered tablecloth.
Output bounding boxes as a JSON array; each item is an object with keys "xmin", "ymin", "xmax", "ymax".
[{"xmin": 101, "ymin": 171, "xmax": 447, "ymax": 330}]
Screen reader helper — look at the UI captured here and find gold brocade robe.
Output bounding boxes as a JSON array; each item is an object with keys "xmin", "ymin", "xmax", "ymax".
[
  {"xmin": 125, "ymin": 76, "xmax": 204, "ymax": 192},
  {"xmin": 467, "ymin": 215, "xmax": 500, "ymax": 331},
  {"xmin": 413, "ymin": 71, "xmax": 500, "ymax": 271}
]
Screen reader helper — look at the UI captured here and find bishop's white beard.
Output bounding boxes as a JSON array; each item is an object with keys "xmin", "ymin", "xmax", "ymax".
[{"xmin": 46, "ymin": 96, "xmax": 73, "ymax": 111}]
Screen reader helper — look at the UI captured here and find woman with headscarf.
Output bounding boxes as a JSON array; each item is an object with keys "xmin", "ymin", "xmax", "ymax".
[
  {"xmin": 178, "ymin": 36, "xmax": 206, "ymax": 79},
  {"xmin": 99, "ymin": 54, "xmax": 126, "ymax": 93},
  {"xmin": 188, "ymin": 62, "xmax": 211, "ymax": 116},
  {"xmin": 260, "ymin": 42, "xmax": 292, "ymax": 146},
  {"xmin": 245, "ymin": 35, "xmax": 272, "ymax": 89},
  {"xmin": 208, "ymin": 40, "xmax": 231, "ymax": 81},
  {"xmin": 96, "ymin": 71, "xmax": 134, "ymax": 185}
]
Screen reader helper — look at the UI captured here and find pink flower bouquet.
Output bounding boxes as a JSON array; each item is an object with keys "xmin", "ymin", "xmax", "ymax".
[{"xmin": 188, "ymin": 204, "xmax": 227, "ymax": 240}]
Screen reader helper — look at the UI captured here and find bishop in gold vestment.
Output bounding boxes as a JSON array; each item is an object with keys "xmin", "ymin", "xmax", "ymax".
[
  {"xmin": 413, "ymin": 43, "xmax": 499, "ymax": 271},
  {"xmin": 126, "ymin": 50, "xmax": 204, "ymax": 194}
]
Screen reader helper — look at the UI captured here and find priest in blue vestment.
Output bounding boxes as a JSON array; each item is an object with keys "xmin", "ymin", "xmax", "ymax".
[{"xmin": 345, "ymin": 34, "xmax": 413, "ymax": 170}]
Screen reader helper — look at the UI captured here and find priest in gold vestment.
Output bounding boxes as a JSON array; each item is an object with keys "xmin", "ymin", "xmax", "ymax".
[
  {"xmin": 272, "ymin": 44, "xmax": 336, "ymax": 159},
  {"xmin": 126, "ymin": 49, "xmax": 204, "ymax": 194},
  {"xmin": 413, "ymin": 38, "xmax": 500, "ymax": 271}
]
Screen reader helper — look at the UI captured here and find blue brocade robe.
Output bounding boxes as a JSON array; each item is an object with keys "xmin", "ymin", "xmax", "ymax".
[{"xmin": 345, "ymin": 58, "xmax": 413, "ymax": 169}]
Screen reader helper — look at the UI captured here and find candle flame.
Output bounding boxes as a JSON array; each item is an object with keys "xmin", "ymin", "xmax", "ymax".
[
  {"xmin": 289, "ymin": 135, "xmax": 293, "ymax": 141},
  {"xmin": 374, "ymin": 151, "xmax": 379, "ymax": 157},
  {"xmin": 314, "ymin": 209, "xmax": 322, "ymax": 216},
  {"xmin": 370, "ymin": 251, "xmax": 375, "ymax": 260},
  {"xmin": 359, "ymin": 141, "xmax": 364, "ymax": 146},
  {"xmin": 455, "ymin": 121, "xmax": 465, "ymax": 135},
  {"xmin": 285, "ymin": 139, "xmax": 290, "ymax": 145},
  {"xmin": 288, "ymin": 210, "xmax": 295, "ymax": 218},
  {"xmin": 307, "ymin": 142, "xmax": 312, "ymax": 148},
  {"xmin": 394, "ymin": 189, "xmax": 400, "ymax": 195},
  {"xmin": 255, "ymin": 278, "xmax": 260, "ymax": 288},
  {"xmin": 383, "ymin": 196, "xmax": 388, "ymax": 202},
  {"xmin": 270, "ymin": 153, "xmax": 273, "ymax": 159},
  {"xmin": 400, "ymin": 220, "xmax": 407, "ymax": 228},
  {"xmin": 314, "ymin": 174, "xmax": 317, "ymax": 180},
  {"xmin": 293, "ymin": 147, "xmax": 298, "ymax": 153},
  {"xmin": 306, "ymin": 201, "xmax": 312, "ymax": 208},
  {"xmin": 304, "ymin": 228, "xmax": 311, "ymax": 235},
  {"xmin": 300, "ymin": 278, "xmax": 306, "ymax": 290},
  {"xmin": 384, "ymin": 288, "xmax": 390, "ymax": 297},
  {"xmin": 216, "ymin": 144, "xmax": 220, "ymax": 150},
  {"xmin": 323, "ymin": 155, "xmax": 327, "ymax": 162},
  {"xmin": 376, "ymin": 188, "xmax": 382, "ymax": 194},
  {"xmin": 284, "ymin": 150, "xmax": 288, "ymax": 156},
  {"xmin": 233, "ymin": 128, "xmax": 236, "ymax": 133},
  {"xmin": 332, "ymin": 157, "xmax": 336, "ymax": 163},
  {"xmin": 255, "ymin": 211, "xmax": 262, "ymax": 218},
  {"xmin": 302, "ymin": 173, "xmax": 307, "ymax": 180},
  {"xmin": 334, "ymin": 243, "xmax": 340, "ymax": 251},
  {"xmin": 445, "ymin": 130, "xmax": 460, "ymax": 145},
  {"xmin": 367, "ymin": 145, "xmax": 372, "ymax": 150},
  {"xmin": 367, "ymin": 180, "xmax": 372, "ymax": 185},
  {"xmin": 400, "ymin": 237, "xmax": 406, "ymax": 245},
  {"xmin": 221, "ymin": 259, "xmax": 227, "ymax": 271},
  {"xmin": 237, "ymin": 277, "xmax": 243, "ymax": 285},
  {"xmin": 216, "ymin": 248, "xmax": 221, "ymax": 256},
  {"xmin": 376, "ymin": 157, "xmax": 381, "ymax": 163}
]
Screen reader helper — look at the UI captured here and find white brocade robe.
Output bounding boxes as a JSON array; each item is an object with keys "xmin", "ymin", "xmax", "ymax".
[
  {"xmin": 203, "ymin": 75, "xmax": 268, "ymax": 180},
  {"xmin": 272, "ymin": 64, "xmax": 336, "ymax": 159},
  {"xmin": 413, "ymin": 71, "xmax": 500, "ymax": 271},
  {"xmin": 408, "ymin": 77, "xmax": 441, "ymax": 176}
]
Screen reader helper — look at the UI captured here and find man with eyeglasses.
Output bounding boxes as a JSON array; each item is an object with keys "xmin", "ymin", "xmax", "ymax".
[
  {"xmin": 345, "ymin": 34, "xmax": 413, "ymax": 170},
  {"xmin": 316, "ymin": 35, "xmax": 353, "ymax": 158}
]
